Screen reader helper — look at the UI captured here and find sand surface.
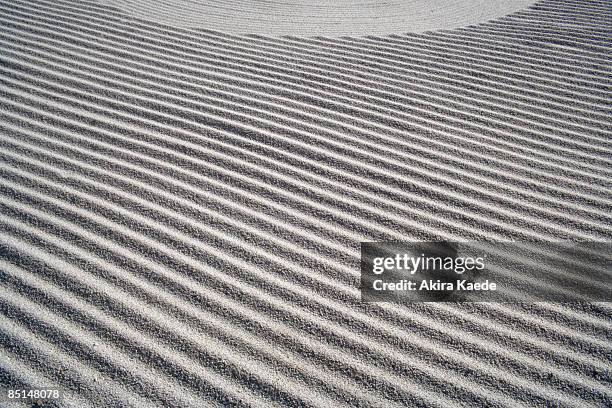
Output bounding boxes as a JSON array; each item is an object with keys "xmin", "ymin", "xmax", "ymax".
[
  {"xmin": 104, "ymin": 0, "xmax": 536, "ymax": 35},
  {"xmin": 0, "ymin": 0, "xmax": 611, "ymax": 406}
]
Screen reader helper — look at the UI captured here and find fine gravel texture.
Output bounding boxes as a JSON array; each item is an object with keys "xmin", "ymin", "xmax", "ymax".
[
  {"xmin": 0, "ymin": 0, "xmax": 611, "ymax": 407},
  {"xmin": 104, "ymin": 0, "xmax": 536, "ymax": 36}
]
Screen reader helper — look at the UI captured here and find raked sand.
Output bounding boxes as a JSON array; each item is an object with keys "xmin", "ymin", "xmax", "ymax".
[
  {"xmin": 0, "ymin": 0, "xmax": 611, "ymax": 407},
  {"xmin": 105, "ymin": 0, "xmax": 536, "ymax": 35}
]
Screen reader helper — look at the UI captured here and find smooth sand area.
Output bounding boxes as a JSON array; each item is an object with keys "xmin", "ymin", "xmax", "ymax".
[{"xmin": 105, "ymin": 0, "xmax": 536, "ymax": 35}]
